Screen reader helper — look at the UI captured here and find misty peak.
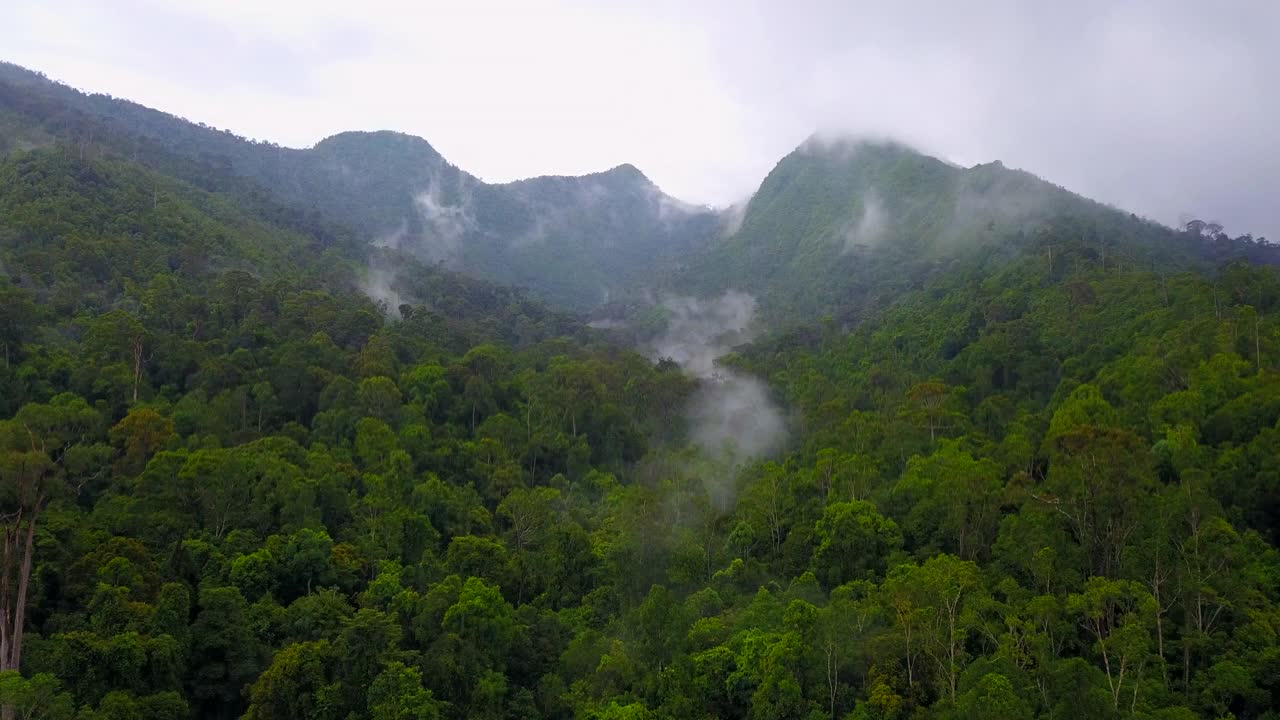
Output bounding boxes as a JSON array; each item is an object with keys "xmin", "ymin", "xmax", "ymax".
[{"xmin": 798, "ymin": 132, "xmax": 922, "ymax": 160}]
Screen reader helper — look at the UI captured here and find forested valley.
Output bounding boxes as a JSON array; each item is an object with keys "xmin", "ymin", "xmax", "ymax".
[{"xmin": 2, "ymin": 63, "xmax": 1280, "ymax": 720}]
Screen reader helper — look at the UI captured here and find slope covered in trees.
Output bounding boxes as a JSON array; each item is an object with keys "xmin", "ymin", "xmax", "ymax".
[
  {"xmin": 2, "ymin": 67, "xmax": 1280, "ymax": 720},
  {"xmin": 0, "ymin": 144, "xmax": 697, "ymax": 719}
]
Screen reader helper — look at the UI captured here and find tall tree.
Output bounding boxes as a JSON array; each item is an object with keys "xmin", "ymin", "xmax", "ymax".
[{"xmin": 0, "ymin": 394, "xmax": 103, "ymax": 674}]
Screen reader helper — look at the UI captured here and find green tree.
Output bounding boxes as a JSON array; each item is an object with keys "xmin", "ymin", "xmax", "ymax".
[
  {"xmin": 893, "ymin": 440, "xmax": 1002, "ymax": 560},
  {"xmin": 1066, "ymin": 577, "xmax": 1156, "ymax": 711},
  {"xmin": 951, "ymin": 673, "xmax": 1032, "ymax": 720},
  {"xmin": 882, "ymin": 555, "xmax": 985, "ymax": 702},
  {"xmin": 86, "ymin": 310, "xmax": 151, "ymax": 403},
  {"xmin": 811, "ymin": 501, "xmax": 902, "ymax": 587},
  {"xmin": 0, "ymin": 283, "xmax": 36, "ymax": 370},
  {"xmin": 367, "ymin": 662, "xmax": 444, "ymax": 720},
  {"xmin": 903, "ymin": 380, "xmax": 961, "ymax": 443},
  {"xmin": 108, "ymin": 407, "xmax": 174, "ymax": 477},
  {"xmin": 0, "ymin": 671, "xmax": 76, "ymax": 720},
  {"xmin": 242, "ymin": 641, "xmax": 333, "ymax": 720},
  {"xmin": 1, "ymin": 394, "xmax": 104, "ymax": 673},
  {"xmin": 188, "ymin": 586, "xmax": 260, "ymax": 716}
]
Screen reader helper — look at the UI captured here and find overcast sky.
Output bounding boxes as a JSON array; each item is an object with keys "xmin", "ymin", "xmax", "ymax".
[{"xmin": 5, "ymin": 0, "xmax": 1278, "ymax": 239}]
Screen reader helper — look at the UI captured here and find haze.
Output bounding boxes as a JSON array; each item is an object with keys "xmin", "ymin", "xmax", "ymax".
[{"xmin": 5, "ymin": 0, "xmax": 1277, "ymax": 239}]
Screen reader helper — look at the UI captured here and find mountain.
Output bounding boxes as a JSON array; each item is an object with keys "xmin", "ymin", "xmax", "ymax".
[
  {"xmin": 676, "ymin": 135, "xmax": 1277, "ymax": 325},
  {"xmin": 0, "ymin": 62, "xmax": 718, "ymax": 310}
]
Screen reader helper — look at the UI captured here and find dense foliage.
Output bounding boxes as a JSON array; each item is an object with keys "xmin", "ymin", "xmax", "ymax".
[
  {"xmin": 2, "ymin": 65, "xmax": 1280, "ymax": 720},
  {"xmin": 0, "ymin": 146, "xmax": 696, "ymax": 719}
]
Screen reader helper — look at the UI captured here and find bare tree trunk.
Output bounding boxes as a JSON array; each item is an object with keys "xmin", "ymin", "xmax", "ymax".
[
  {"xmin": 1152, "ymin": 569, "xmax": 1165, "ymax": 665},
  {"xmin": 826, "ymin": 642, "xmax": 837, "ymax": 719},
  {"xmin": 0, "ymin": 518, "xmax": 13, "ymax": 671},
  {"xmin": 946, "ymin": 595, "xmax": 961, "ymax": 701},
  {"xmin": 1255, "ymin": 310, "xmax": 1262, "ymax": 373},
  {"xmin": 905, "ymin": 624, "xmax": 914, "ymax": 688},
  {"xmin": 1182, "ymin": 620, "xmax": 1191, "ymax": 691},
  {"xmin": 1131, "ymin": 658, "xmax": 1146, "ymax": 713},
  {"xmin": 8, "ymin": 515, "xmax": 37, "ymax": 671},
  {"xmin": 132, "ymin": 341, "xmax": 144, "ymax": 403},
  {"xmin": 1098, "ymin": 636, "xmax": 1118, "ymax": 709}
]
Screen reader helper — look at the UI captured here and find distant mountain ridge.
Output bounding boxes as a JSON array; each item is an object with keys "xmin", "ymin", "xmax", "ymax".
[{"xmin": 0, "ymin": 62, "xmax": 719, "ymax": 310}]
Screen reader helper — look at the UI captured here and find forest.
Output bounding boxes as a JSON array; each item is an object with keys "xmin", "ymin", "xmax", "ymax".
[{"xmin": 2, "ymin": 63, "xmax": 1280, "ymax": 720}]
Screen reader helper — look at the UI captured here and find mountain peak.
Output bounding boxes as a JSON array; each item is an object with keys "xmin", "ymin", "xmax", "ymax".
[
  {"xmin": 590, "ymin": 162, "xmax": 652, "ymax": 187},
  {"xmin": 604, "ymin": 162, "xmax": 645, "ymax": 177},
  {"xmin": 798, "ymin": 133, "xmax": 922, "ymax": 159},
  {"xmin": 312, "ymin": 130, "xmax": 442, "ymax": 161}
]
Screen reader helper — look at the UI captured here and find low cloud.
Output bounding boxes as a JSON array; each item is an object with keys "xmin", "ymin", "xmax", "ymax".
[
  {"xmin": 412, "ymin": 181, "xmax": 474, "ymax": 266},
  {"xmin": 687, "ymin": 373, "xmax": 787, "ymax": 468},
  {"xmin": 648, "ymin": 291, "xmax": 787, "ymax": 470},
  {"xmin": 371, "ymin": 219, "xmax": 409, "ymax": 250},
  {"xmin": 650, "ymin": 291, "xmax": 756, "ymax": 375},
  {"xmin": 719, "ymin": 201, "xmax": 748, "ymax": 238},
  {"xmin": 359, "ymin": 265, "xmax": 405, "ymax": 318},
  {"xmin": 843, "ymin": 188, "xmax": 887, "ymax": 252}
]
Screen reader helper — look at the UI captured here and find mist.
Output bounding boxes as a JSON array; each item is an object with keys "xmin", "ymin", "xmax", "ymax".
[
  {"xmin": 719, "ymin": 201, "xmax": 748, "ymax": 238},
  {"xmin": 412, "ymin": 182, "xmax": 473, "ymax": 266},
  {"xmin": 843, "ymin": 188, "xmax": 887, "ymax": 252},
  {"xmin": 686, "ymin": 374, "xmax": 787, "ymax": 466},
  {"xmin": 650, "ymin": 291, "xmax": 756, "ymax": 376},
  {"xmin": 648, "ymin": 291, "xmax": 788, "ymax": 469},
  {"xmin": 371, "ymin": 219, "xmax": 409, "ymax": 251},
  {"xmin": 359, "ymin": 265, "xmax": 406, "ymax": 318}
]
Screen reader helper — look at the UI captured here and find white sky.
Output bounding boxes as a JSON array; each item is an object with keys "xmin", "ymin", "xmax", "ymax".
[{"xmin": 4, "ymin": 0, "xmax": 1278, "ymax": 239}]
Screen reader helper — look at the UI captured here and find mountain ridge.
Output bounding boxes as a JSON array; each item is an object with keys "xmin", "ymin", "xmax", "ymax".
[
  {"xmin": 0, "ymin": 61, "xmax": 717, "ymax": 310},
  {"xmin": 3, "ymin": 60, "xmax": 1273, "ymax": 323}
]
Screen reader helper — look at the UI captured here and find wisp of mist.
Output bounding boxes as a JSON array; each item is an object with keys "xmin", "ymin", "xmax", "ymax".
[{"xmin": 649, "ymin": 291, "xmax": 787, "ymax": 470}]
